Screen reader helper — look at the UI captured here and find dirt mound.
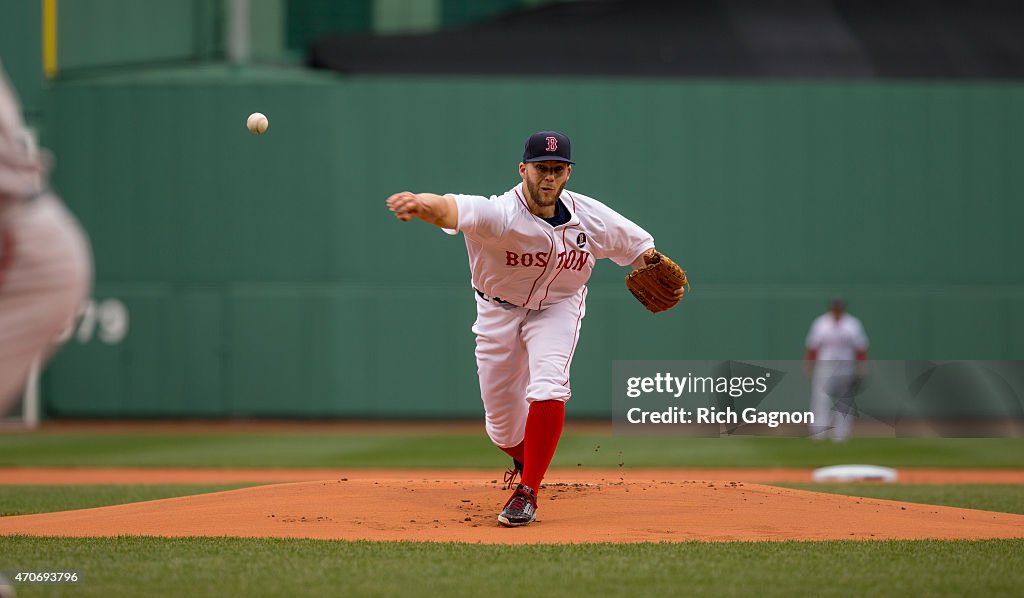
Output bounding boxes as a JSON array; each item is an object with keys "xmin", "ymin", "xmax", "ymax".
[{"xmin": 2, "ymin": 472, "xmax": 1022, "ymax": 543}]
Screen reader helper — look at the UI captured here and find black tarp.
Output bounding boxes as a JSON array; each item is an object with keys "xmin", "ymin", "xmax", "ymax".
[{"xmin": 309, "ymin": 0, "xmax": 1024, "ymax": 79}]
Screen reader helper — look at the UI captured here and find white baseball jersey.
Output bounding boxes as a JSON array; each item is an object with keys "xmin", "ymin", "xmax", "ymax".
[
  {"xmin": 445, "ymin": 183, "xmax": 654, "ymax": 310},
  {"xmin": 805, "ymin": 313, "xmax": 869, "ymax": 361},
  {"xmin": 444, "ymin": 182, "xmax": 654, "ymax": 447}
]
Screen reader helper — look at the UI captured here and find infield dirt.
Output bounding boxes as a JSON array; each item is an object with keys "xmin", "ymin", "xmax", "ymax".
[{"xmin": 1, "ymin": 469, "xmax": 1023, "ymax": 543}]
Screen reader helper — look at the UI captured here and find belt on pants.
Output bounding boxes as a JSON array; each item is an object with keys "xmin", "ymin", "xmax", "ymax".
[{"xmin": 474, "ymin": 288, "xmax": 517, "ymax": 307}]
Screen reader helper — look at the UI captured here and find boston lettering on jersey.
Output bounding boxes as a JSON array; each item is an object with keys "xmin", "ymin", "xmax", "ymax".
[
  {"xmin": 447, "ymin": 183, "xmax": 654, "ymax": 311},
  {"xmin": 504, "ymin": 249, "xmax": 590, "ymax": 271}
]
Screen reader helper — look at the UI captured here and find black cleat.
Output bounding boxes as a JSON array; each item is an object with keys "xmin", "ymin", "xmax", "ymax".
[{"xmin": 498, "ymin": 483, "xmax": 537, "ymax": 527}]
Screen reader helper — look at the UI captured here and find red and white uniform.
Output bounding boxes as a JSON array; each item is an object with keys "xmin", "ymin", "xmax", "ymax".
[
  {"xmin": 0, "ymin": 62, "xmax": 92, "ymax": 413},
  {"xmin": 805, "ymin": 312, "xmax": 869, "ymax": 441},
  {"xmin": 446, "ymin": 183, "xmax": 653, "ymax": 447}
]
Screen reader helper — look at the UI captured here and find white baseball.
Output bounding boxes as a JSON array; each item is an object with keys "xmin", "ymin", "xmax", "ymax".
[{"xmin": 246, "ymin": 112, "xmax": 269, "ymax": 135}]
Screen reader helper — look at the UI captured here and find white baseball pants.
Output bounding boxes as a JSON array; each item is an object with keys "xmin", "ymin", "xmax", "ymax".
[
  {"xmin": 471, "ymin": 286, "xmax": 587, "ymax": 448},
  {"xmin": 809, "ymin": 362, "xmax": 856, "ymax": 442}
]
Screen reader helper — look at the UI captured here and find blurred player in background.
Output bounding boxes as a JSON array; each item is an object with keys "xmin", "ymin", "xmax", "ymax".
[
  {"xmin": 804, "ymin": 296, "xmax": 869, "ymax": 442},
  {"xmin": 0, "ymin": 59, "xmax": 92, "ymax": 416}
]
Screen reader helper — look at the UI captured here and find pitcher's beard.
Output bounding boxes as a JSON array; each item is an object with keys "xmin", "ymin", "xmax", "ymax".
[{"xmin": 526, "ymin": 179, "xmax": 565, "ymax": 210}]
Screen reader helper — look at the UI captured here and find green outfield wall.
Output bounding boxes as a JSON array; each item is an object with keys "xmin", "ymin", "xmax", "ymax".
[
  {"xmin": 35, "ymin": 67, "xmax": 1024, "ymax": 418},
  {"xmin": 0, "ymin": 2, "xmax": 43, "ymax": 117},
  {"xmin": 0, "ymin": 0, "xmax": 548, "ymax": 82}
]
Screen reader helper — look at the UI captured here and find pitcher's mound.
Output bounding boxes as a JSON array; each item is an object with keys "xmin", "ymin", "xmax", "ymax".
[{"xmin": 2, "ymin": 472, "xmax": 1022, "ymax": 543}]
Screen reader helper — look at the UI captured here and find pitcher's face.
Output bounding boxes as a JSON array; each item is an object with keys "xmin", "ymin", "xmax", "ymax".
[{"xmin": 521, "ymin": 161, "xmax": 571, "ymax": 210}]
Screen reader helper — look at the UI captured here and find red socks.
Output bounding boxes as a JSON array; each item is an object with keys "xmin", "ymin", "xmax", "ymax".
[
  {"xmin": 520, "ymin": 400, "xmax": 565, "ymax": 491},
  {"xmin": 499, "ymin": 442, "xmax": 525, "ymax": 464}
]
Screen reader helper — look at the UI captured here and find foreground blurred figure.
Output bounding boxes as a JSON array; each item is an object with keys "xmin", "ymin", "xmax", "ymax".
[{"xmin": 0, "ymin": 60, "xmax": 92, "ymax": 415}]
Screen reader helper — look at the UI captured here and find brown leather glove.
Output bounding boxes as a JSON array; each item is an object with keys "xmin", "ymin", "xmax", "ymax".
[{"xmin": 624, "ymin": 249, "xmax": 688, "ymax": 313}]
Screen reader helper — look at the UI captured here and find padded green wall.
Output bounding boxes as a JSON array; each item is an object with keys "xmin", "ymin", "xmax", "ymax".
[
  {"xmin": 286, "ymin": 0, "xmax": 372, "ymax": 51},
  {"xmin": 0, "ymin": 1, "xmax": 43, "ymax": 117},
  {"xmin": 3, "ymin": 0, "xmax": 555, "ymax": 88},
  {"xmin": 57, "ymin": 0, "xmax": 221, "ymax": 70},
  {"xmin": 39, "ymin": 68, "xmax": 1024, "ymax": 417}
]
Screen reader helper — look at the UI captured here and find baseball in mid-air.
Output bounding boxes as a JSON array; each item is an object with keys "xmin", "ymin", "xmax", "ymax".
[{"xmin": 246, "ymin": 112, "xmax": 269, "ymax": 135}]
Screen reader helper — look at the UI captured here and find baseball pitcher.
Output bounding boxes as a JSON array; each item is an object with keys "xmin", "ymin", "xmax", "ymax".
[{"xmin": 386, "ymin": 130, "xmax": 686, "ymax": 526}]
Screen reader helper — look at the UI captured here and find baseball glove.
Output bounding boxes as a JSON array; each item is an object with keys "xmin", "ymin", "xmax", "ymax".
[{"xmin": 625, "ymin": 249, "xmax": 688, "ymax": 313}]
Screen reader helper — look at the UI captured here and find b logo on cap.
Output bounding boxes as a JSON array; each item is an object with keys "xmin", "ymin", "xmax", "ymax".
[{"xmin": 546, "ymin": 137, "xmax": 558, "ymax": 152}]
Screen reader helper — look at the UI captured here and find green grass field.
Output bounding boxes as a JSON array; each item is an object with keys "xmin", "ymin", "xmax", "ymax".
[
  {"xmin": 0, "ymin": 484, "xmax": 256, "ymax": 517},
  {"xmin": 1, "ymin": 432, "xmax": 1022, "ymax": 469},
  {"xmin": 779, "ymin": 484, "xmax": 1024, "ymax": 515},
  {"xmin": 1, "ymin": 431, "xmax": 1022, "ymax": 597},
  {"xmin": 3, "ymin": 537, "xmax": 1023, "ymax": 598}
]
